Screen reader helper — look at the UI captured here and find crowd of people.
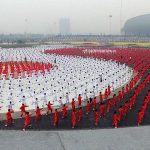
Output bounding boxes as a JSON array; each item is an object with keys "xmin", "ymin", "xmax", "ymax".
[
  {"xmin": 0, "ymin": 46, "xmax": 132, "ymax": 113},
  {"xmin": 0, "ymin": 46, "xmax": 150, "ymax": 130}
]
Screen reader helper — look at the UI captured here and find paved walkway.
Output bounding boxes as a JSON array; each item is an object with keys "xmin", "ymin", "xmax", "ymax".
[{"xmin": 0, "ymin": 126, "xmax": 150, "ymax": 150}]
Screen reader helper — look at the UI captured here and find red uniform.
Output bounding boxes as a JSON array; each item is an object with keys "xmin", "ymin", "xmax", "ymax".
[
  {"xmin": 94, "ymin": 111, "xmax": 99, "ymax": 126},
  {"xmin": 104, "ymin": 89, "xmax": 108, "ymax": 99},
  {"xmin": 78, "ymin": 108, "xmax": 83, "ymax": 121},
  {"xmin": 118, "ymin": 107, "xmax": 123, "ymax": 121},
  {"xmin": 99, "ymin": 92, "xmax": 103, "ymax": 103},
  {"xmin": 47, "ymin": 102, "xmax": 53, "ymax": 114},
  {"xmin": 93, "ymin": 98, "xmax": 97, "ymax": 110},
  {"xmin": 112, "ymin": 113, "xmax": 119, "ymax": 128},
  {"xmin": 54, "ymin": 110, "xmax": 59, "ymax": 127},
  {"xmin": 20, "ymin": 104, "xmax": 28, "ymax": 117},
  {"xmin": 138, "ymin": 111, "xmax": 143, "ymax": 125},
  {"xmin": 124, "ymin": 102, "xmax": 129, "ymax": 116},
  {"xmin": 23, "ymin": 113, "xmax": 31, "ymax": 130},
  {"xmin": 62, "ymin": 105, "xmax": 67, "ymax": 118},
  {"xmin": 86, "ymin": 102, "xmax": 90, "ymax": 114},
  {"xmin": 5, "ymin": 111, "xmax": 13, "ymax": 126},
  {"xmin": 126, "ymin": 84, "xmax": 129, "ymax": 93},
  {"xmin": 132, "ymin": 95, "xmax": 136, "ymax": 107},
  {"xmin": 142, "ymin": 103, "xmax": 147, "ymax": 114},
  {"xmin": 35, "ymin": 107, "xmax": 42, "ymax": 122},
  {"xmin": 129, "ymin": 80, "xmax": 133, "ymax": 90},
  {"xmin": 113, "ymin": 95, "xmax": 117, "ymax": 107},
  {"xmin": 121, "ymin": 87, "xmax": 125, "ymax": 98},
  {"xmin": 108, "ymin": 85, "xmax": 111, "ymax": 95},
  {"xmin": 107, "ymin": 100, "xmax": 112, "ymax": 113},
  {"xmin": 118, "ymin": 91, "xmax": 122, "ymax": 102},
  {"xmin": 78, "ymin": 95, "xmax": 82, "ymax": 106},
  {"xmin": 71, "ymin": 99, "xmax": 75, "ymax": 110},
  {"xmin": 72, "ymin": 111, "xmax": 76, "ymax": 128},
  {"xmin": 100, "ymin": 103, "xmax": 105, "ymax": 117},
  {"xmin": 129, "ymin": 96, "xmax": 135, "ymax": 110}
]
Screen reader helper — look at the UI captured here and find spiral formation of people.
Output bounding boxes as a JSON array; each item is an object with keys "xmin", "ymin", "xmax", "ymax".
[
  {"xmin": 0, "ymin": 46, "xmax": 132, "ymax": 111},
  {"xmin": 1, "ymin": 45, "xmax": 150, "ymax": 130}
]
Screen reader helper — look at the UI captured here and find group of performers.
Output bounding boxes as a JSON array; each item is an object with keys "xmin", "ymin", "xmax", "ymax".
[
  {"xmin": 1, "ymin": 47, "xmax": 150, "ymax": 131},
  {"xmin": 3, "ymin": 72, "xmax": 150, "ymax": 131}
]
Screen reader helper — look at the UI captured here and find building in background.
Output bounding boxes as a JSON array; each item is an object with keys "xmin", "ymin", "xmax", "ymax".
[
  {"xmin": 59, "ymin": 18, "xmax": 70, "ymax": 35},
  {"xmin": 122, "ymin": 14, "xmax": 150, "ymax": 36}
]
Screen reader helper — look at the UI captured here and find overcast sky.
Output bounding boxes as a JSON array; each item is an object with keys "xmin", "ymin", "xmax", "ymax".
[{"xmin": 0, "ymin": 0, "xmax": 149, "ymax": 34}]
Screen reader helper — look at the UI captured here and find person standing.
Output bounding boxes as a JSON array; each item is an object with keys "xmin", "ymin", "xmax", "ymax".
[
  {"xmin": 20, "ymin": 103, "xmax": 28, "ymax": 118},
  {"xmin": 118, "ymin": 105, "xmax": 123, "ymax": 121},
  {"xmin": 94, "ymin": 109, "xmax": 99, "ymax": 126},
  {"xmin": 54, "ymin": 109, "xmax": 59, "ymax": 127},
  {"xmin": 5, "ymin": 109, "xmax": 14, "ymax": 127},
  {"xmin": 93, "ymin": 97, "xmax": 97, "ymax": 111},
  {"xmin": 71, "ymin": 98, "xmax": 75, "ymax": 110},
  {"xmin": 107, "ymin": 99, "xmax": 112, "ymax": 113},
  {"xmin": 112, "ymin": 111, "xmax": 119, "ymax": 128},
  {"xmin": 71, "ymin": 109, "xmax": 77, "ymax": 128},
  {"xmin": 100, "ymin": 102, "xmax": 105, "ymax": 117},
  {"xmin": 138, "ymin": 110, "xmax": 143, "ymax": 126},
  {"xmin": 23, "ymin": 112, "xmax": 32, "ymax": 131},
  {"xmin": 86, "ymin": 101, "xmax": 90, "ymax": 114},
  {"xmin": 62, "ymin": 104, "xmax": 68, "ymax": 118},
  {"xmin": 65, "ymin": 93, "xmax": 69, "ymax": 104},
  {"xmin": 46, "ymin": 101, "xmax": 53, "ymax": 114},
  {"xmin": 99, "ymin": 92, "xmax": 103, "ymax": 103},
  {"xmin": 35, "ymin": 106, "xmax": 42, "ymax": 122},
  {"xmin": 8, "ymin": 101, "xmax": 14, "ymax": 112},
  {"xmin": 78, "ymin": 107, "xmax": 83, "ymax": 122},
  {"xmin": 78, "ymin": 94, "xmax": 82, "ymax": 107}
]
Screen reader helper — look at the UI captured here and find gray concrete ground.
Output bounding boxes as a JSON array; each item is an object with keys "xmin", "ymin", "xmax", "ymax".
[{"xmin": 0, "ymin": 126, "xmax": 150, "ymax": 150}]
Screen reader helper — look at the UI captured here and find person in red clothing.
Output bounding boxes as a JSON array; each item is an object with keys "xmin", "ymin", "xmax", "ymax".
[
  {"xmin": 78, "ymin": 94, "xmax": 82, "ymax": 106},
  {"xmin": 104, "ymin": 89, "xmax": 108, "ymax": 99},
  {"xmin": 129, "ymin": 97, "xmax": 133, "ymax": 110},
  {"xmin": 112, "ymin": 111, "xmax": 119, "ymax": 128},
  {"xmin": 121, "ymin": 87, "xmax": 125, "ymax": 98},
  {"xmin": 142, "ymin": 102, "xmax": 147, "ymax": 115},
  {"xmin": 107, "ymin": 99, "xmax": 112, "ymax": 113},
  {"xmin": 93, "ymin": 97, "xmax": 97, "ymax": 111},
  {"xmin": 94, "ymin": 109, "xmax": 99, "ymax": 126},
  {"xmin": 99, "ymin": 92, "xmax": 103, "ymax": 103},
  {"xmin": 54, "ymin": 109, "xmax": 59, "ymax": 127},
  {"xmin": 124, "ymin": 101, "xmax": 129, "ymax": 116},
  {"xmin": 113, "ymin": 94, "xmax": 117, "ymax": 107},
  {"xmin": 5, "ymin": 109, "xmax": 14, "ymax": 127},
  {"xmin": 23, "ymin": 112, "xmax": 32, "ymax": 131},
  {"xmin": 71, "ymin": 98, "xmax": 75, "ymax": 110},
  {"xmin": 118, "ymin": 105, "xmax": 123, "ymax": 121},
  {"xmin": 108, "ymin": 85, "xmax": 111, "ymax": 96},
  {"xmin": 62, "ymin": 104, "xmax": 68, "ymax": 118},
  {"xmin": 129, "ymin": 80, "xmax": 133, "ymax": 90},
  {"xmin": 100, "ymin": 102, "xmax": 105, "ymax": 117},
  {"xmin": 138, "ymin": 110, "xmax": 143, "ymax": 126},
  {"xmin": 71, "ymin": 109, "xmax": 76, "ymax": 128},
  {"xmin": 132, "ymin": 95, "xmax": 136, "ymax": 107},
  {"xmin": 126, "ymin": 84, "xmax": 129, "ymax": 93},
  {"xmin": 78, "ymin": 107, "xmax": 83, "ymax": 121},
  {"xmin": 35, "ymin": 106, "xmax": 42, "ymax": 122},
  {"xmin": 20, "ymin": 103, "xmax": 28, "ymax": 118},
  {"xmin": 46, "ymin": 101, "xmax": 53, "ymax": 114},
  {"xmin": 86, "ymin": 101, "xmax": 90, "ymax": 114},
  {"xmin": 118, "ymin": 91, "xmax": 122, "ymax": 102}
]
